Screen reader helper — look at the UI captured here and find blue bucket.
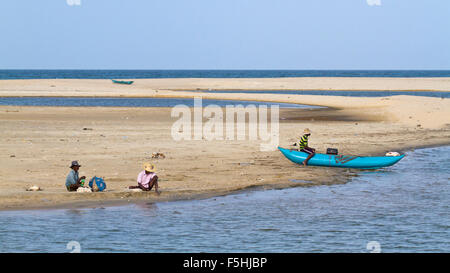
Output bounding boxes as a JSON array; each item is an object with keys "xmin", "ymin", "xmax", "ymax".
[{"xmin": 88, "ymin": 176, "xmax": 106, "ymax": 192}]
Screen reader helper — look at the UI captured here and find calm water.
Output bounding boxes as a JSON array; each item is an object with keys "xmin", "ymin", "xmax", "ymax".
[
  {"xmin": 1, "ymin": 70, "xmax": 450, "ymax": 79},
  {"xmin": 0, "ymin": 97, "xmax": 319, "ymax": 109},
  {"xmin": 0, "ymin": 146, "xmax": 448, "ymax": 253},
  {"xmin": 192, "ymin": 90, "xmax": 450, "ymax": 98}
]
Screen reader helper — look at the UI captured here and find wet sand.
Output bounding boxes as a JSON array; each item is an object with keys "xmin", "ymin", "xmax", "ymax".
[{"xmin": 0, "ymin": 78, "xmax": 449, "ymax": 210}]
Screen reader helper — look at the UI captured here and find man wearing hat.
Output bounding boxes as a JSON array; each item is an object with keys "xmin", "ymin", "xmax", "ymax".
[
  {"xmin": 66, "ymin": 161, "xmax": 86, "ymax": 191},
  {"xmin": 129, "ymin": 162, "xmax": 160, "ymax": 195},
  {"xmin": 298, "ymin": 128, "xmax": 316, "ymax": 166}
]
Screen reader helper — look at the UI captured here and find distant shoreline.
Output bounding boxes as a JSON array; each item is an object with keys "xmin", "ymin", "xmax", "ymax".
[{"xmin": 1, "ymin": 77, "xmax": 450, "ymax": 94}]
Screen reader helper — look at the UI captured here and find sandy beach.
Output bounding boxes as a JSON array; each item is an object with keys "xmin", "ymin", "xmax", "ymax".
[
  {"xmin": 1, "ymin": 78, "xmax": 449, "ymax": 210},
  {"xmin": 1, "ymin": 77, "xmax": 450, "ymax": 95}
]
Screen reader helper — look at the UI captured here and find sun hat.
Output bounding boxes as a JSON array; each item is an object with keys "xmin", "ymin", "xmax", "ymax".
[
  {"xmin": 70, "ymin": 160, "xmax": 81, "ymax": 168},
  {"xmin": 303, "ymin": 128, "xmax": 311, "ymax": 134},
  {"xmin": 143, "ymin": 162, "xmax": 157, "ymax": 172}
]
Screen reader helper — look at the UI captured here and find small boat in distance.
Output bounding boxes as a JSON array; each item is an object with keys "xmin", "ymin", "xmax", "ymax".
[
  {"xmin": 278, "ymin": 147, "xmax": 405, "ymax": 169},
  {"xmin": 111, "ymin": 79, "xmax": 134, "ymax": 85}
]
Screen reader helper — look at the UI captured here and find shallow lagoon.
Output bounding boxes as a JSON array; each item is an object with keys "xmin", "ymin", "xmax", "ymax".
[{"xmin": 0, "ymin": 96, "xmax": 320, "ymax": 108}]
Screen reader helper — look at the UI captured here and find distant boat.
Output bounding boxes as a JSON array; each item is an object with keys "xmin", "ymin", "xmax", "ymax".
[{"xmin": 112, "ymin": 79, "xmax": 134, "ymax": 85}]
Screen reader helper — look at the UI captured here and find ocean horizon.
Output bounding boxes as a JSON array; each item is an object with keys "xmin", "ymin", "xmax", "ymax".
[{"xmin": 1, "ymin": 69, "xmax": 450, "ymax": 80}]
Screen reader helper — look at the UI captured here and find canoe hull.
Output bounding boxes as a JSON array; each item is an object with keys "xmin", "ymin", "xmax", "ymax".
[
  {"xmin": 112, "ymin": 80, "xmax": 134, "ymax": 85},
  {"xmin": 278, "ymin": 147, "xmax": 404, "ymax": 169}
]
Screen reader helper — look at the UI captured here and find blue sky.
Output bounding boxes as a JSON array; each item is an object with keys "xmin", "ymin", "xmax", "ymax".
[{"xmin": 0, "ymin": 0, "xmax": 449, "ymax": 69}]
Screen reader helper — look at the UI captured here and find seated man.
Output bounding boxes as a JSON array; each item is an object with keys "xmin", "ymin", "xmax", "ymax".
[
  {"xmin": 298, "ymin": 128, "xmax": 316, "ymax": 166},
  {"xmin": 129, "ymin": 162, "xmax": 160, "ymax": 195},
  {"xmin": 66, "ymin": 161, "xmax": 86, "ymax": 191}
]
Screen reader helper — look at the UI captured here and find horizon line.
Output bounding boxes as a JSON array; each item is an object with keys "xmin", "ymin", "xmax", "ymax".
[{"xmin": 1, "ymin": 68, "xmax": 450, "ymax": 71}]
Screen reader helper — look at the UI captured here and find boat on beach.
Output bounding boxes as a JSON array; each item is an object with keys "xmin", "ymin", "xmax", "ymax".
[
  {"xmin": 278, "ymin": 147, "xmax": 405, "ymax": 169},
  {"xmin": 112, "ymin": 79, "xmax": 134, "ymax": 85}
]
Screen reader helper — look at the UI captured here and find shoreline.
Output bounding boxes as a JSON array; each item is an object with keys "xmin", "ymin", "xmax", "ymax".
[
  {"xmin": 0, "ymin": 181, "xmax": 318, "ymax": 212},
  {"xmin": 0, "ymin": 78, "xmax": 449, "ymax": 211},
  {"xmin": 1, "ymin": 143, "xmax": 449, "ymax": 213}
]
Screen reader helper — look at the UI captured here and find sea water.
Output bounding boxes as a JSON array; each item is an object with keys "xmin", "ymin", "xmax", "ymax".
[
  {"xmin": 0, "ymin": 146, "xmax": 448, "ymax": 253},
  {"xmin": 1, "ymin": 70, "xmax": 450, "ymax": 80},
  {"xmin": 0, "ymin": 97, "xmax": 320, "ymax": 109}
]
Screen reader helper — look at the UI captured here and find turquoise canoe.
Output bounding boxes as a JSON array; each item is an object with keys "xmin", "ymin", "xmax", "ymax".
[
  {"xmin": 112, "ymin": 79, "xmax": 134, "ymax": 85},
  {"xmin": 278, "ymin": 147, "xmax": 405, "ymax": 169}
]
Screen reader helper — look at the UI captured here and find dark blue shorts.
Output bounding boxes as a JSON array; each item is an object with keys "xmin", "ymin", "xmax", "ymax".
[{"xmin": 300, "ymin": 147, "xmax": 315, "ymax": 154}]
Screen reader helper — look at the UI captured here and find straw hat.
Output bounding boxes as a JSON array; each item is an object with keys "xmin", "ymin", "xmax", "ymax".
[
  {"xmin": 303, "ymin": 128, "xmax": 311, "ymax": 134},
  {"xmin": 143, "ymin": 162, "xmax": 157, "ymax": 172}
]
